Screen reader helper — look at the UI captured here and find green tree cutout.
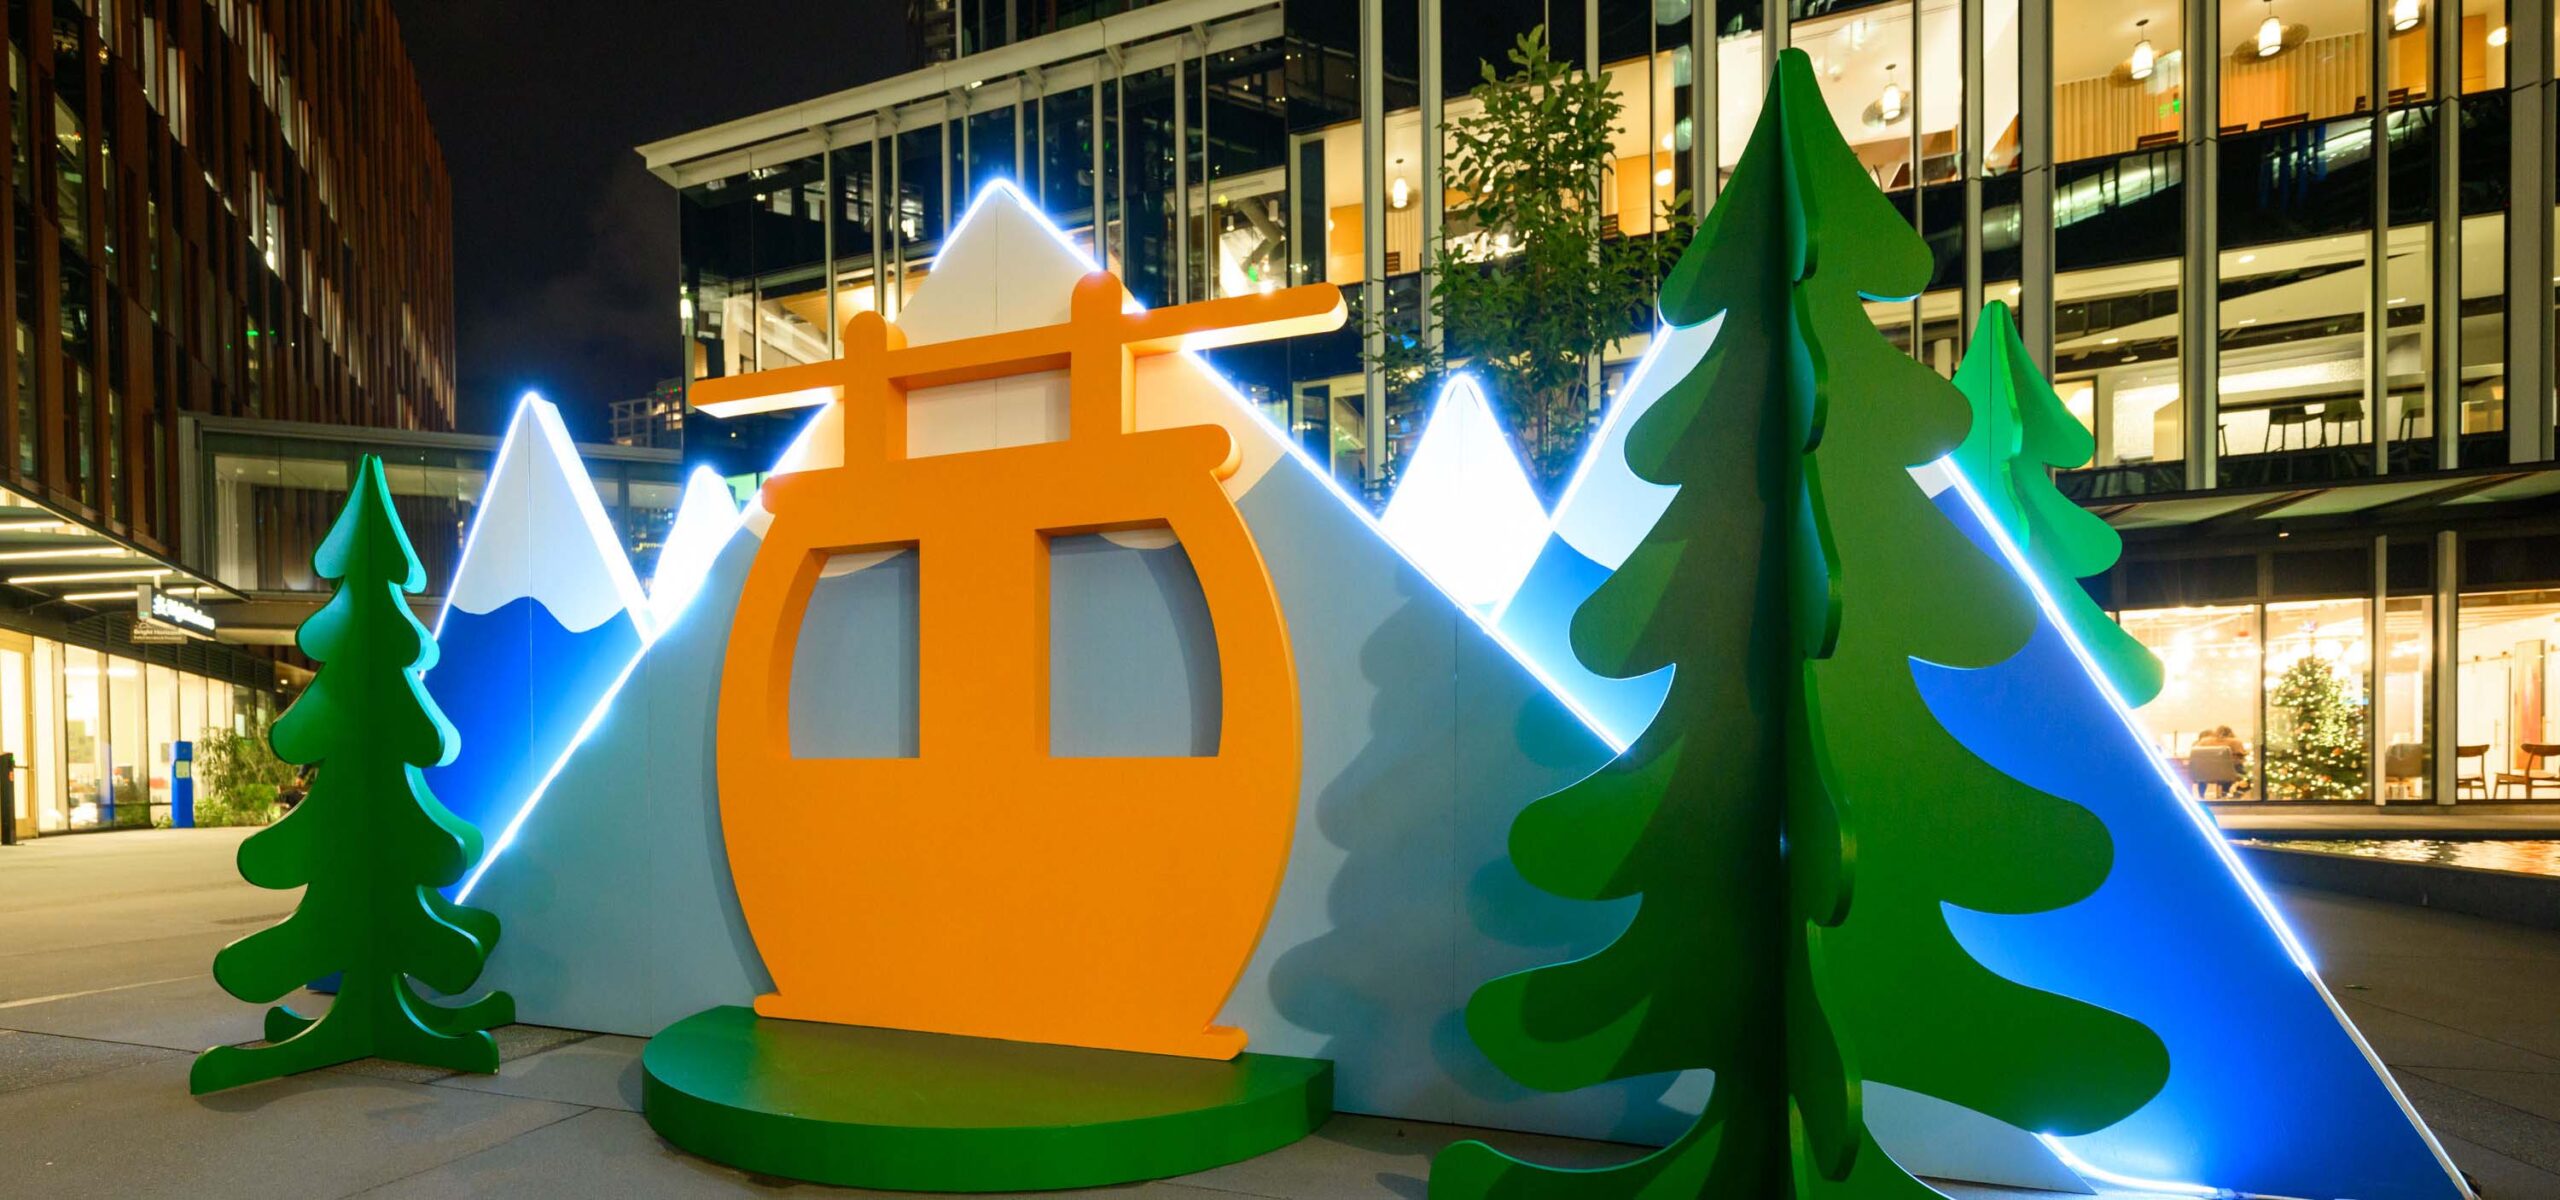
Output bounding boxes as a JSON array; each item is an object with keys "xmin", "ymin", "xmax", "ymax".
[
  {"xmin": 1430, "ymin": 52, "xmax": 2167, "ymax": 1198},
  {"xmin": 1949, "ymin": 301, "xmax": 2163, "ymax": 707},
  {"xmin": 191, "ymin": 455, "xmax": 513, "ymax": 1095}
]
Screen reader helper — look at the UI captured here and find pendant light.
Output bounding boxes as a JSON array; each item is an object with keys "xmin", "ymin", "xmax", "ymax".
[
  {"xmin": 1877, "ymin": 64, "xmax": 1905, "ymax": 124},
  {"xmin": 2256, "ymin": 2, "xmax": 2285, "ymax": 57},
  {"xmin": 2390, "ymin": 0, "xmax": 2421, "ymax": 32},
  {"xmin": 2128, "ymin": 19, "xmax": 2157, "ymax": 82}
]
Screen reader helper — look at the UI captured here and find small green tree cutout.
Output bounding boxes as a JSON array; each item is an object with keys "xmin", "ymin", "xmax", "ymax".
[
  {"xmin": 1430, "ymin": 51, "xmax": 2166, "ymax": 1197},
  {"xmin": 1950, "ymin": 301, "xmax": 2163, "ymax": 706},
  {"xmin": 191, "ymin": 455, "xmax": 513, "ymax": 1095}
]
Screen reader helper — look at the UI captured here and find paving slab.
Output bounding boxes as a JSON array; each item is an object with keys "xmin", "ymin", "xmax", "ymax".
[
  {"xmin": 0, "ymin": 1054, "xmax": 584, "ymax": 1200},
  {"xmin": 0, "ymin": 1028, "xmax": 182, "ymax": 1095},
  {"xmin": 1176, "ymin": 1112, "xmax": 1640, "ymax": 1200},
  {"xmin": 355, "ymin": 1105, "xmax": 1265, "ymax": 1199},
  {"xmin": 432, "ymin": 1033, "xmax": 644, "ymax": 1112}
]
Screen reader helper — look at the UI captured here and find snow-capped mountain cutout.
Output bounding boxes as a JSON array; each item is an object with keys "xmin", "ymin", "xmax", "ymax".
[
  {"xmin": 648, "ymin": 467, "xmax": 744, "ymax": 631},
  {"xmin": 445, "ymin": 397, "xmax": 654, "ymax": 638},
  {"xmin": 1377, "ymin": 376, "xmax": 1550, "ymax": 611},
  {"xmin": 428, "ymin": 397, "xmax": 655, "ymax": 894}
]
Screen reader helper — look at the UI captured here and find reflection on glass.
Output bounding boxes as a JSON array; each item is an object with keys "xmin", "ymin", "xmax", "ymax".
[
  {"xmin": 2054, "ymin": 0, "xmax": 2182, "ymax": 162},
  {"xmin": 2125, "ymin": 605, "xmax": 2263, "ymax": 798},
  {"xmin": 2055, "ymin": 258, "xmax": 2184, "ymax": 495},
  {"xmin": 2262, "ymin": 598, "xmax": 2373, "ymax": 801},
  {"xmin": 2216, "ymin": 0, "xmax": 2373, "ymax": 132},
  {"xmin": 2457, "ymin": 589, "xmax": 2560, "ymax": 791},
  {"xmin": 2215, "ymin": 232, "xmax": 2371, "ymax": 486},
  {"xmin": 2381, "ymin": 596, "xmax": 2434, "ymax": 800},
  {"xmin": 63, "ymin": 645, "xmax": 101, "ymax": 828}
]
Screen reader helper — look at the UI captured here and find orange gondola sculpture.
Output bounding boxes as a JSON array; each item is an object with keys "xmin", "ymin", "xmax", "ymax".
[{"xmin": 702, "ymin": 272, "xmax": 1343, "ymax": 1060}]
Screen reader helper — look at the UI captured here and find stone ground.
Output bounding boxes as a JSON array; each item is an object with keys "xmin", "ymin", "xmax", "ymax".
[{"xmin": 3, "ymin": 828, "xmax": 2558, "ymax": 1199}]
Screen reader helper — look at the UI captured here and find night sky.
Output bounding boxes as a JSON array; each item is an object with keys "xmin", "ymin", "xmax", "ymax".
[{"xmin": 386, "ymin": 1, "xmax": 915, "ymax": 439}]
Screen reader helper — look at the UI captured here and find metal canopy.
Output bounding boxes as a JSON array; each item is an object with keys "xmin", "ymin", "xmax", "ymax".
[{"xmin": 0, "ymin": 487, "xmax": 236, "ymax": 618}]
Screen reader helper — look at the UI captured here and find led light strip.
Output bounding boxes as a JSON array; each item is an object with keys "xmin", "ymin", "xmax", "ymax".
[{"xmin": 1934, "ymin": 458, "xmax": 2476, "ymax": 1200}]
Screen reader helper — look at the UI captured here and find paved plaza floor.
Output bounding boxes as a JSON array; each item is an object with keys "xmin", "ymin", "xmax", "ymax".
[{"xmin": 4, "ymin": 828, "xmax": 2558, "ymax": 1198}]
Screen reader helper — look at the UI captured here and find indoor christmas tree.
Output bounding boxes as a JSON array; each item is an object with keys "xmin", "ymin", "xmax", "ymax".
[
  {"xmin": 1950, "ymin": 301, "xmax": 2163, "ymax": 707},
  {"xmin": 1430, "ymin": 51, "xmax": 2167, "ymax": 1198},
  {"xmin": 2263, "ymin": 655, "xmax": 2369, "ymax": 801},
  {"xmin": 191, "ymin": 455, "xmax": 514, "ymax": 1095}
]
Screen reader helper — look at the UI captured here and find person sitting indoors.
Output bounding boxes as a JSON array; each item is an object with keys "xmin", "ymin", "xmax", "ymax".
[{"xmin": 2191, "ymin": 725, "xmax": 2251, "ymax": 799}]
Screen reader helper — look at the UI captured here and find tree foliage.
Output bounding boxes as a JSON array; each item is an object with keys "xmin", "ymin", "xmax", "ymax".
[
  {"xmin": 1950, "ymin": 301, "xmax": 2164, "ymax": 706},
  {"xmin": 2264, "ymin": 655, "xmax": 2369, "ymax": 800},
  {"xmin": 1430, "ymin": 51, "xmax": 2166, "ymax": 1198},
  {"xmin": 1379, "ymin": 27, "xmax": 1693, "ymax": 493},
  {"xmin": 190, "ymin": 455, "xmax": 514, "ymax": 1094}
]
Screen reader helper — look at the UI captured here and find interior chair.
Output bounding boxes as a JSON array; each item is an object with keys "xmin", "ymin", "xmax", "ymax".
[
  {"xmin": 2396, "ymin": 394, "xmax": 2429, "ymax": 443},
  {"xmin": 2382, "ymin": 742, "xmax": 2429, "ymax": 801},
  {"xmin": 2320, "ymin": 397, "xmax": 2367, "ymax": 445},
  {"xmin": 2264, "ymin": 405, "xmax": 2317, "ymax": 452},
  {"xmin": 2496, "ymin": 743, "xmax": 2560, "ymax": 801},
  {"xmin": 2457, "ymin": 743, "xmax": 2491, "ymax": 800},
  {"xmin": 2186, "ymin": 745, "xmax": 2241, "ymax": 799}
]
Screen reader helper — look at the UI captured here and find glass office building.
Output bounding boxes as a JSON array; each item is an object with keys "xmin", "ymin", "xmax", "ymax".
[{"xmin": 644, "ymin": 0, "xmax": 2560, "ymax": 805}]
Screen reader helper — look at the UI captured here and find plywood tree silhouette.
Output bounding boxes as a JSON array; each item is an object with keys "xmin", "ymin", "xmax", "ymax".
[
  {"xmin": 1430, "ymin": 51, "xmax": 2168, "ymax": 1197},
  {"xmin": 1950, "ymin": 301, "xmax": 2163, "ymax": 706},
  {"xmin": 191, "ymin": 455, "xmax": 514, "ymax": 1095}
]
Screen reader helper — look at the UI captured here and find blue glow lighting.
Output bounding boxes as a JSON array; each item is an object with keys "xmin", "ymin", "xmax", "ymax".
[
  {"xmin": 2035, "ymin": 1134, "xmax": 2256, "ymax": 1199},
  {"xmin": 1932, "ymin": 458, "xmax": 2475, "ymax": 1199}
]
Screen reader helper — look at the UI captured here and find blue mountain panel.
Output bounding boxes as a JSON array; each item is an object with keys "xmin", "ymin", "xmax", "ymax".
[
  {"xmin": 1219, "ymin": 458, "xmax": 1700, "ymax": 1146},
  {"xmin": 1914, "ymin": 486, "xmax": 2465, "ymax": 1200},
  {"xmin": 1492, "ymin": 534, "xmax": 1670, "ymax": 748},
  {"xmin": 425, "ymin": 600, "xmax": 643, "ymax": 856},
  {"xmin": 462, "ymin": 531, "xmax": 769, "ymax": 1037}
]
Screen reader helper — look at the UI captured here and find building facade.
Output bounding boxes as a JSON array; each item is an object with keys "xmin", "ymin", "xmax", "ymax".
[
  {"xmin": 643, "ymin": 0, "xmax": 2560, "ymax": 808},
  {"xmin": 0, "ymin": 0, "xmax": 460, "ymax": 839}
]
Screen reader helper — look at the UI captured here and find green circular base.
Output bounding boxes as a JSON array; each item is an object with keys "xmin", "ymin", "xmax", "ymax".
[{"xmin": 641, "ymin": 1005, "xmax": 1333, "ymax": 1192}]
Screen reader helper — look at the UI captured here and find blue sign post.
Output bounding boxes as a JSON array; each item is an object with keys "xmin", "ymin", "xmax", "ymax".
[{"xmin": 171, "ymin": 741, "xmax": 195, "ymax": 828}]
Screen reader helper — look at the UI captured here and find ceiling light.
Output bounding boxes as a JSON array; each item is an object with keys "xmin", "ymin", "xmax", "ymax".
[
  {"xmin": 1653, "ymin": 167, "xmax": 1674, "ymax": 188},
  {"xmin": 0, "ymin": 546, "xmax": 135, "ymax": 562},
  {"xmin": 2257, "ymin": 3, "xmax": 2285, "ymax": 57},
  {"xmin": 0, "ymin": 519, "xmax": 70, "ymax": 533},
  {"xmin": 1388, "ymin": 177, "xmax": 1412, "ymax": 210},
  {"xmin": 2101, "ymin": 336, "xmax": 2121, "ymax": 345},
  {"xmin": 60, "ymin": 589, "xmax": 140, "ymax": 602},
  {"xmin": 2490, "ymin": 24, "xmax": 2509, "ymax": 46},
  {"xmin": 2238, "ymin": 253, "xmax": 2257, "ymax": 264},
  {"xmin": 1877, "ymin": 65, "xmax": 1905, "ymax": 123},
  {"xmin": 2391, "ymin": 0, "xmax": 2421, "ymax": 32},
  {"xmin": 7, "ymin": 567, "xmax": 170, "ymax": 585},
  {"xmin": 2128, "ymin": 20, "xmax": 2157, "ymax": 81}
]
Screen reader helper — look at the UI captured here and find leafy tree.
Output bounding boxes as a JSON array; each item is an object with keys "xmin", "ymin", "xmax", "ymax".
[
  {"xmin": 191, "ymin": 456, "xmax": 514, "ymax": 1094},
  {"xmin": 1377, "ymin": 27, "xmax": 1693, "ymax": 492},
  {"xmin": 1949, "ymin": 301, "xmax": 2163, "ymax": 706},
  {"xmin": 2264, "ymin": 655, "xmax": 2369, "ymax": 800},
  {"xmin": 1431, "ymin": 51, "xmax": 2166, "ymax": 1197},
  {"xmin": 195, "ymin": 718, "xmax": 298, "ymax": 827}
]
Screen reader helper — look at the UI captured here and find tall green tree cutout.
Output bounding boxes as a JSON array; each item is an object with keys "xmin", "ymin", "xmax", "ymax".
[
  {"xmin": 191, "ymin": 455, "xmax": 514, "ymax": 1095},
  {"xmin": 1950, "ymin": 301, "xmax": 2164, "ymax": 707},
  {"xmin": 1430, "ymin": 52, "xmax": 2168, "ymax": 1197}
]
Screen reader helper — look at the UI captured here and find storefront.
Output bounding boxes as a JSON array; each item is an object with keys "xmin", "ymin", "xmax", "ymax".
[
  {"xmin": 0, "ymin": 630, "xmax": 275, "ymax": 837},
  {"xmin": 2106, "ymin": 503, "xmax": 2560, "ymax": 804}
]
